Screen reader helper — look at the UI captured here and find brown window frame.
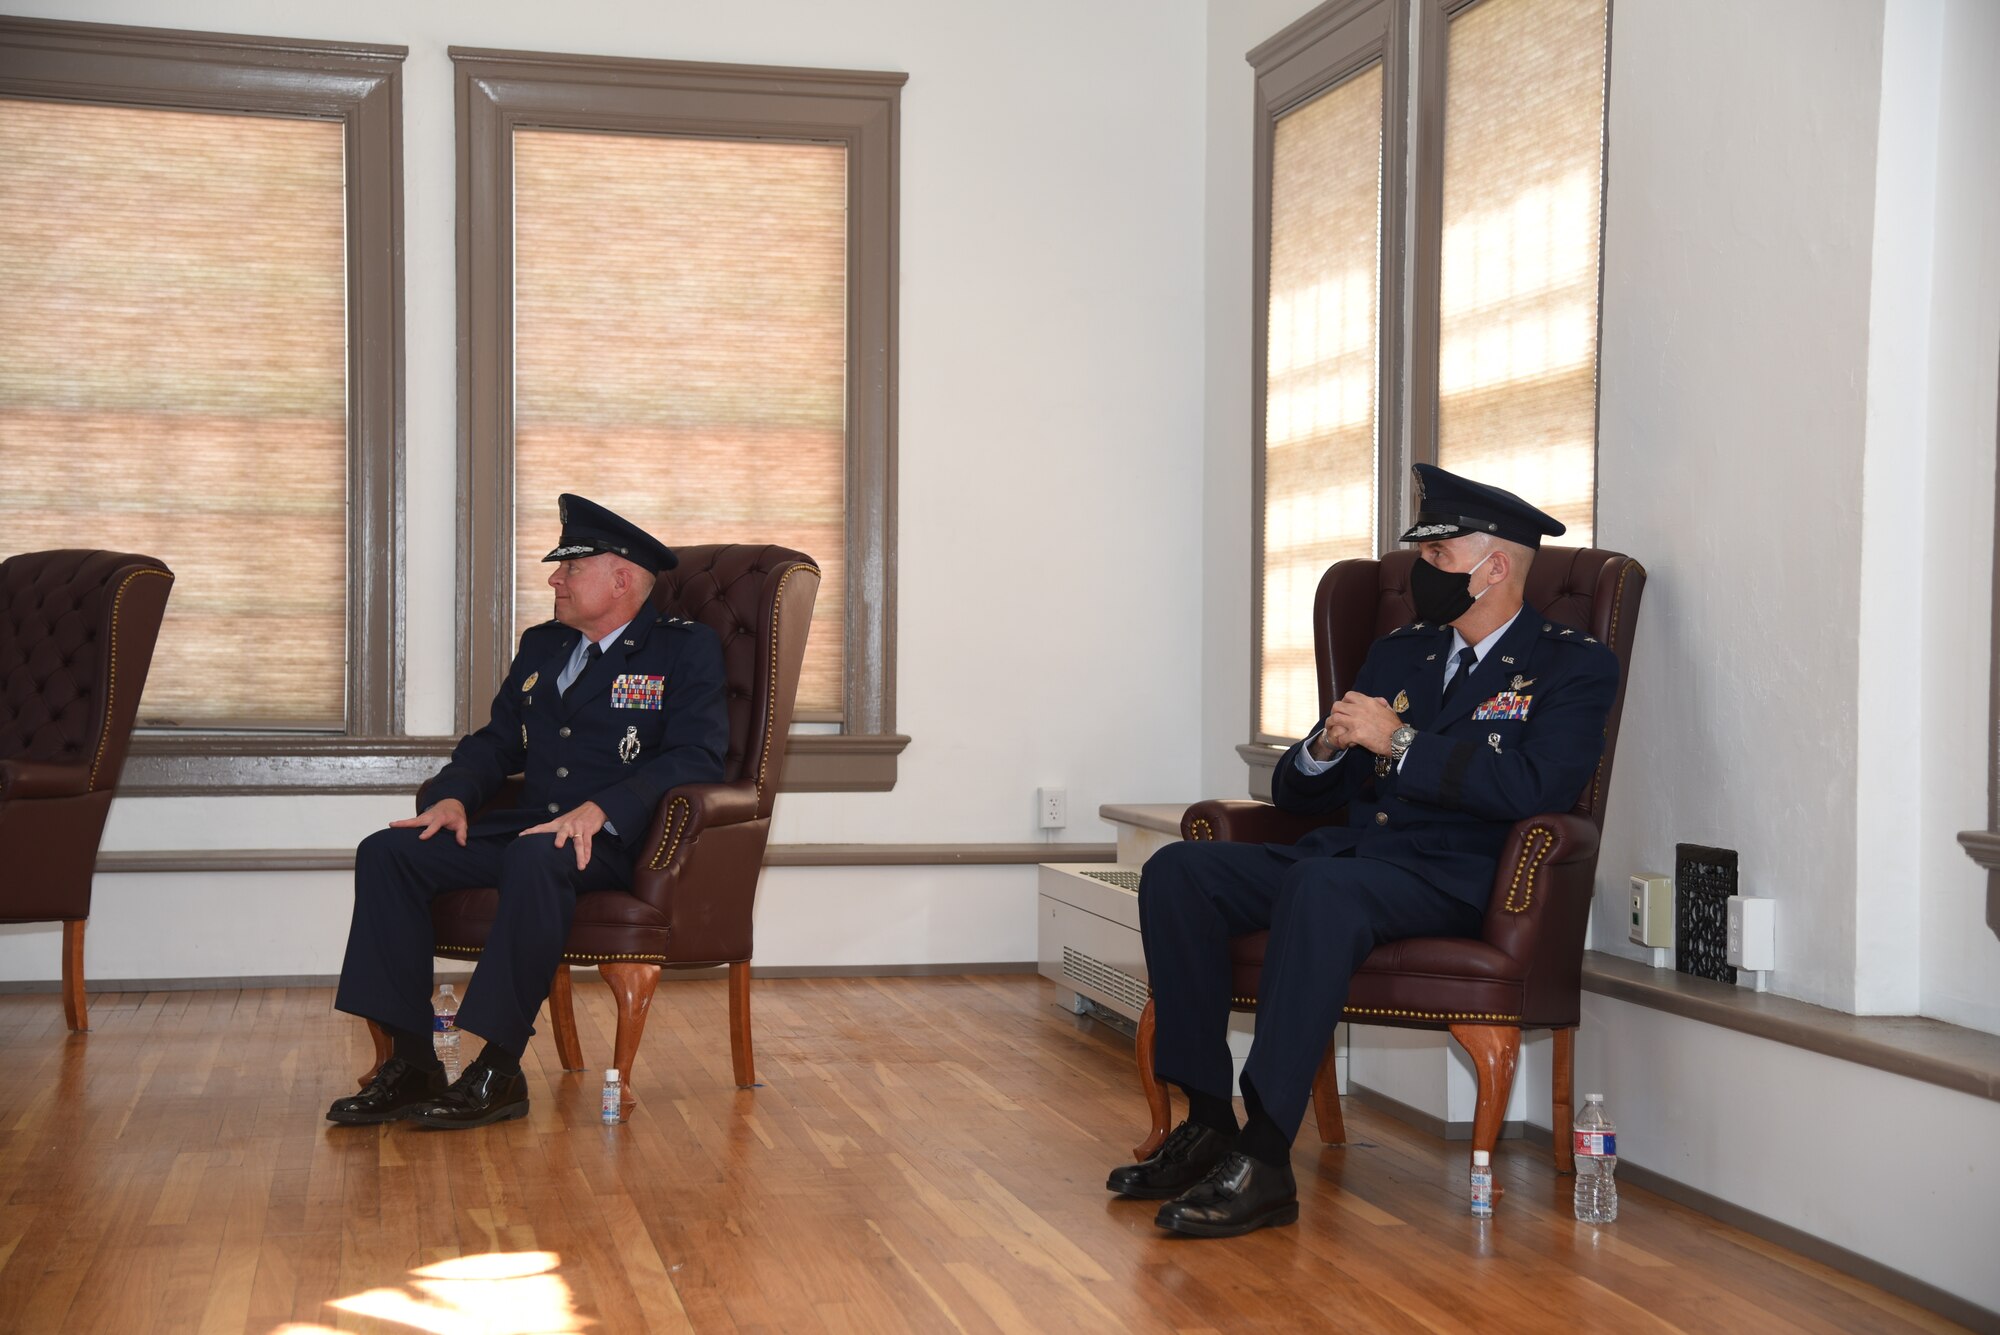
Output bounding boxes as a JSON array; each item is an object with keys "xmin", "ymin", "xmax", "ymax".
[
  {"xmin": 1246, "ymin": 0, "xmax": 1412, "ymax": 761},
  {"xmin": 1243, "ymin": 0, "xmax": 1611, "ymax": 792},
  {"xmin": 0, "ymin": 17, "xmax": 420, "ymax": 795},
  {"xmin": 452, "ymin": 46, "xmax": 907, "ymax": 792}
]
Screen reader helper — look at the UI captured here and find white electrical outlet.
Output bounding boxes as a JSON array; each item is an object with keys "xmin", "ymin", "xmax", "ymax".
[
  {"xmin": 1629, "ymin": 873, "xmax": 1673, "ymax": 947},
  {"xmin": 1038, "ymin": 786, "xmax": 1068, "ymax": 830}
]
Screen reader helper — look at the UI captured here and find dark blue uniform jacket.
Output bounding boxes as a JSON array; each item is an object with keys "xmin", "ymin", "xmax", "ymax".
[
  {"xmin": 1269, "ymin": 605, "xmax": 1618, "ymax": 909},
  {"xmin": 426, "ymin": 611, "xmax": 730, "ymax": 842}
]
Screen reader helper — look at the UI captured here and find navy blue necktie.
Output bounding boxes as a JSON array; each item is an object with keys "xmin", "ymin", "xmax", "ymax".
[{"xmin": 1439, "ymin": 646, "xmax": 1480, "ymax": 713}]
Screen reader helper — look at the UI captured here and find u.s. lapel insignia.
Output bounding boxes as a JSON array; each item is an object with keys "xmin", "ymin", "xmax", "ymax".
[
  {"xmin": 522, "ymin": 671, "xmax": 539, "ymax": 692},
  {"xmin": 1426, "ymin": 653, "xmax": 1438, "ymax": 661},
  {"xmin": 1392, "ymin": 690, "xmax": 1410, "ymax": 714},
  {"xmin": 1511, "ymin": 675, "xmax": 1536, "ymax": 691},
  {"xmin": 1499, "ymin": 655, "xmax": 1515, "ymax": 665},
  {"xmin": 1488, "ymin": 732, "xmax": 1503, "ymax": 753},
  {"xmin": 618, "ymin": 726, "xmax": 641, "ymax": 763}
]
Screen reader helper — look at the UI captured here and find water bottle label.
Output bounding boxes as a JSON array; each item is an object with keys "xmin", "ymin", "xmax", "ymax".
[
  {"xmin": 432, "ymin": 1013, "xmax": 457, "ymax": 1032},
  {"xmin": 1573, "ymin": 1130, "xmax": 1615, "ymax": 1156}
]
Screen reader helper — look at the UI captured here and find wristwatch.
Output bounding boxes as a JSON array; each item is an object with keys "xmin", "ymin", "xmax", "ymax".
[{"xmin": 1388, "ymin": 725, "xmax": 1418, "ymax": 764}]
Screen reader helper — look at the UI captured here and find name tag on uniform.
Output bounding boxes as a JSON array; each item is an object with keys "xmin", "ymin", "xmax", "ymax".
[
  {"xmin": 1473, "ymin": 691, "xmax": 1532, "ymax": 721},
  {"xmin": 611, "ymin": 674, "xmax": 665, "ymax": 709}
]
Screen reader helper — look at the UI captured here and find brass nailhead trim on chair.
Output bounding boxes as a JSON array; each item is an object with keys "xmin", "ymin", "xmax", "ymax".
[
  {"xmin": 647, "ymin": 794, "xmax": 692, "ymax": 871},
  {"xmin": 754, "ymin": 563, "xmax": 821, "ymax": 799},
  {"xmin": 434, "ymin": 944, "xmax": 668, "ymax": 965},
  {"xmin": 1344, "ymin": 1005, "xmax": 1522, "ymax": 1023},
  {"xmin": 89, "ymin": 568, "xmax": 173, "ymax": 791},
  {"xmin": 1502, "ymin": 825, "xmax": 1557, "ymax": 913},
  {"xmin": 1188, "ymin": 818, "xmax": 1214, "ymax": 841}
]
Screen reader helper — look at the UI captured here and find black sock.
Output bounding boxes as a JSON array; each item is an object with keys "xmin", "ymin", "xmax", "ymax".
[
  {"xmin": 1180, "ymin": 1085, "xmax": 1239, "ymax": 1136},
  {"xmin": 1235, "ymin": 1080, "xmax": 1292, "ymax": 1167},
  {"xmin": 391, "ymin": 1027, "xmax": 442, "ymax": 1070},
  {"xmin": 478, "ymin": 1042, "xmax": 522, "ymax": 1077}
]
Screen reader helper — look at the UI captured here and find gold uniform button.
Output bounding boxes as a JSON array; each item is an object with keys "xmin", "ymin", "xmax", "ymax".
[
  {"xmin": 1374, "ymin": 811, "xmax": 1389, "ymax": 825},
  {"xmin": 547, "ymin": 803, "xmax": 560, "ymax": 814},
  {"xmin": 559, "ymin": 727, "xmax": 572, "ymax": 738},
  {"xmin": 556, "ymin": 767, "xmax": 569, "ymax": 778}
]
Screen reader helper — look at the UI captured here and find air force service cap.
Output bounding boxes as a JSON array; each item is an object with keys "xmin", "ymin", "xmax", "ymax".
[
  {"xmin": 542, "ymin": 493, "xmax": 677, "ymax": 573},
  {"xmin": 1397, "ymin": 463, "xmax": 1566, "ymax": 549}
]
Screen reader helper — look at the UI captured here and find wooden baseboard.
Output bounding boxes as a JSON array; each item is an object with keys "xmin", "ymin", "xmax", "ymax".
[{"xmin": 0, "ymin": 961, "xmax": 1040, "ymax": 995}]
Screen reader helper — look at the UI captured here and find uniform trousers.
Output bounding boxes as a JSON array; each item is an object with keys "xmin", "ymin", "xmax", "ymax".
[
  {"xmin": 334, "ymin": 825, "xmax": 636, "ymax": 1056},
  {"xmin": 1139, "ymin": 839, "xmax": 1484, "ymax": 1140}
]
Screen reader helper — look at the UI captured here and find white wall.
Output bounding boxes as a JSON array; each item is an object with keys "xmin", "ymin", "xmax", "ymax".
[
  {"xmin": 0, "ymin": 0, "xmax": 1212, "ymax": 981},
  {"xmin": 1577, "ymin": 994, "xmax": 2000, "ymax": 1314},
  {"xmin": 1915, "ymin": 0, "xmax": 2000, "ymax": 1036}
]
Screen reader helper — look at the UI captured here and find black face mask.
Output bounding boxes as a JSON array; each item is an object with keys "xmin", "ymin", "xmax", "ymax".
[{"xmin": 1408, "ymin": 554, "xmax": 1492, "ymax": 625}]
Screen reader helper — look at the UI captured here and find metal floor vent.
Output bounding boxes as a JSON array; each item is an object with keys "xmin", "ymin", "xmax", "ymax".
[
  {"xmin": 1061, "ymin": 945, "xmax": 1150, "ymax": 1011},
  {"xmin": 1079, "ymin": 870, "xmax": 1142, "ymax": 891}
]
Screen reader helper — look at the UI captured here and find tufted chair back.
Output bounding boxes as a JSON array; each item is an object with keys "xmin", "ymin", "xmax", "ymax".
[
  {"xmin": 1313, "ymin": 545, "xmax": 1645, "ymax": 830},
  {"xmin": 0, "ymin": 550, "xmax": 174, "ymax": 1029},
  {"xmin": 653, "ymin": 543, "xmax": 818, "ymax": 820}
]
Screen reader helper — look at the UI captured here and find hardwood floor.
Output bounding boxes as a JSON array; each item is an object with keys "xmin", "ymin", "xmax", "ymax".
[{"xmin": 0, "ymin": 975, "xmax": 1969, "ymax": 1334}]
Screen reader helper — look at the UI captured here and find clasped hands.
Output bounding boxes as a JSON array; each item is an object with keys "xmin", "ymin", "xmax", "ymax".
[
  {"xmin": 1307, "ymin": 691, "xmax": 1404, "ymax": 762},
  {"xmin": 390, "ymin": 797, "xmax": 610, "ymax": 870}
]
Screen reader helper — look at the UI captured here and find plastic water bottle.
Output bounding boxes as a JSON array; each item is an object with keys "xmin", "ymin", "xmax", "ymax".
[
  {"xmin": 431, "ymin": 983, "xmax": 462, "ymax": 1082},
  {"xmin": 1572, "ymin": 1093, "xmax": 1619, "ymax": 1222},
  {"xmin": 1469, "ymin": 1150, "xmax": 1494, "ymax": 1217},
  {"xmin": 601, "ymin": 1068, "xmax": 622, "ymax": 1125}
]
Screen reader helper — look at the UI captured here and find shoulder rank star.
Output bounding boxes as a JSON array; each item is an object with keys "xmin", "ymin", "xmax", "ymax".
[
  {"xmin": 618, "ymin": 726, "xmax": 641, "ymax": 763},
  {"xmin": 1392, "ymin": 690, "xmax": 1410, "ymax": 714}
]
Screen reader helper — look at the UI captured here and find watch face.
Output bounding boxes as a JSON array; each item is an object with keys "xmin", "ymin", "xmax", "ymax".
[{"xmin": 1392, "ymin": 725, "xmax": 1418, "ymax": 748}]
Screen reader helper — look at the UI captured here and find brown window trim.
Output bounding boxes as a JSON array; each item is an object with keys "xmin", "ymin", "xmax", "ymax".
[
  {"xmin": 1, "ymin": 17, "xmax": 408, "ymax": 794},
  {"xmin": 452, "ymin": 46, "xmax": 906, "ymax": 792},
  {"xmin": 1247, "ymin": 0, "xmax": 1412, "ymax": 751}
]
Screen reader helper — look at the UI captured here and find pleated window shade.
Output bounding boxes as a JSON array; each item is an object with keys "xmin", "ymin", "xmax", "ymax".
[
  {"xmin": 1260, "ymin": 66, "xmax": 1384, "ymax": 741},
  {"xmin": 512, "ymin": 129, "xmax": 848, "ymax": 718},
  {"xmin": 0, "ymin": 98, "xmax": 349, "ymax": 729},
  {"xmin": 1436, "ymin": 0, "xmax": 1608, "ymax": 544}
]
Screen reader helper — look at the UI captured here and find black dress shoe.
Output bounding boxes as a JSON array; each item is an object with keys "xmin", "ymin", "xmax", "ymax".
[
  {"xmin": 326, "ymin": 1057, "xmax": 448, "ymax": 1125},
  {"xmin": 1154, "ymin": 1151, "xmax": 1299, "ymax": 1237},
  {"xmin": 1106, "ymin": 1120, "xmax": 1234, "ymax": 1199},
  {"xmin": 409, "ymin": 1056, "xmax": 529, "ymax": 1130}
]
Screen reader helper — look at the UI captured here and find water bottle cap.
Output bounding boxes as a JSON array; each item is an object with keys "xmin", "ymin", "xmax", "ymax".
[
  {"xmin": 605, "ymin": 1068, "xmax": 620, "ymax": 1081},
  {"xmin": 1472, "ymin": 1150, "xmax": 1490, "ymax": 1165},
  {"xmin": 1585, "ymin": 1093, "xmax": 1603, "ymax": 1102}
]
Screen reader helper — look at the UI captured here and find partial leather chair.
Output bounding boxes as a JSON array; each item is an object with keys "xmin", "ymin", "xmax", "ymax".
[
  {"xmin": 366, "ymin": 544, "xmax": 818, "ymax": 1104},
  {"xmin": 1134, "ymin": 545, "xmax": 1644, "ymax": 1173},
  {"xmin": 0, "ymin": 549, "xmax": 175, "ymax": 1031}
]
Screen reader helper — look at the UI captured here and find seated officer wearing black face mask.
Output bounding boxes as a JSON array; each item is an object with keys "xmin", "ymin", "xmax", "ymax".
[
  {"xmin": 1110, "ymin": 463, "xmax": 1619, "ymax": 1237},
  {"xmin": 327, "ymin": 494, "xmax": 728, "ymax": 1130}
]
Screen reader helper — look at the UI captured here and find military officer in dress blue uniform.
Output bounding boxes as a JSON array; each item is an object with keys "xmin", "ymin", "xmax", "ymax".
[
  {"xmin": 328, "ymin": 495, "xmax": 729, "ymax": 1129},
  {"xmin": 1108, "ymin": 463, "xmax": 1621, "ymax": 1236}
]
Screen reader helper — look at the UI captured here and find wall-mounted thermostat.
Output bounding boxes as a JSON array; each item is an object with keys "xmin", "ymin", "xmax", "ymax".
[{"xmin": 1629, "ymin": 873, "xmax": 1673, "ymax": 948}]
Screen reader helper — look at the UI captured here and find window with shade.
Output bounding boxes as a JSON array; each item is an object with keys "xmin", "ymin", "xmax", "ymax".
[
  {"xmin": 1250, "ymin": 0, "xmax": 1607, "ymax": 751},
  {"xmin": 0, "ymin": 19, "xmax": 405, "ymax": 789},
  {"xmin": 454, "ymin": 50, "xmax": 903, "ymax": 790}
]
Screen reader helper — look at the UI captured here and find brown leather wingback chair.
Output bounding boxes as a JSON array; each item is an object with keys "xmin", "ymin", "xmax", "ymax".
[
  {"xmin": 1, "ymin": 549, "xmax": 175, "ymax": 1030},
  {"xmin": 1134, "ymin": 545, "xmax": 1644, "ymax": 1173},
  {"xmin": 367, "ymin": 544, "xmax": 819, "ymax": 1104}
]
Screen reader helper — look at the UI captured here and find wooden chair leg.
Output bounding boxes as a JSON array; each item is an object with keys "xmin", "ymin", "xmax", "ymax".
[
  {"xmin": 1133, "ymin": 998, "xmax": 1172, "ymax": 1161},
  {"xmin": 728, "ymin": 961, "xmax": 756, "ymax": 1088},
  {"xmin": 361, "ymin": 1020, "xmax": 392, "ymax": 1088},
  {"xmin": 1450, "ymin": 1023, "xmax": 1521, "ymax": 1177},
  {"xmin": 1552, "ymin": 1026, "xmax": 1576, "ymax": 1175},
  {"xmin": 61, "ymin": 920, "xmax": 87, "ymax": 1032},
  {"xmin": 601, "ymin": 962, "xmax": 661, "ymax": 1110},
  {"xmin": 1311, "ymin": 1036, "xmax": 1346, "ymax": 1145},
  {"xmin": 548, "ymin": 964, "xmax": 585, "ymax": 1071}
]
